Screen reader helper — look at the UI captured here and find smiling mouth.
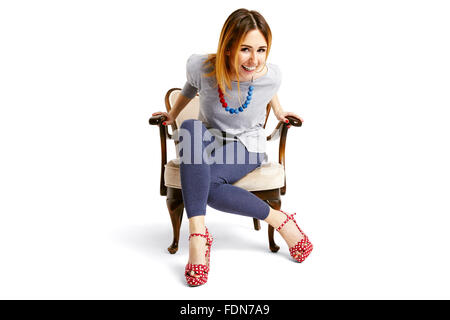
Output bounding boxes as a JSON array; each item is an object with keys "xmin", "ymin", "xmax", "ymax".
[{"xmin": 242, "ymin": 65, "xmax": 256, "ymax": 72}]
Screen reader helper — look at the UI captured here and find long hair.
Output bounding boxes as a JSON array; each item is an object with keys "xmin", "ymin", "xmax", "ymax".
[{"xmin": 203, "ymin": 9, "xmax": 272, "ymax": 96}]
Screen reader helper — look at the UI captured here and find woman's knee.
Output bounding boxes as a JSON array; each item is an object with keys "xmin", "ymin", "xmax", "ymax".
[{"xmin": 206, "ymin": 180, "xmax": 225, "ymax": 206}]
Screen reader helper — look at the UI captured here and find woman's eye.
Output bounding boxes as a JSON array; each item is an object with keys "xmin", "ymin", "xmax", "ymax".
[{"xmin": 241, "ymin": 48, "xmax": 266, "ymax": 53}]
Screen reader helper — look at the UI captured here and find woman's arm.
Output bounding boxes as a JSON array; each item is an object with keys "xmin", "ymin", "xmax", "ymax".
[
  {"xmin": 152, "ymin": 93, "xmax": 193, "ymax": 125},
  {"xmin": 270, "ymin": 94, "xmax": 303, "ymax": 126},
  {"xmin": 168, "ymin": 93, "xmax": 193, "ymax": 121}
]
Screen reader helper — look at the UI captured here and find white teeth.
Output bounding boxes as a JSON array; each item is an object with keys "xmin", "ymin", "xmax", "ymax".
[{"xmin": 243, "ymin": 65, "xmax": 256, "ymax": 71}]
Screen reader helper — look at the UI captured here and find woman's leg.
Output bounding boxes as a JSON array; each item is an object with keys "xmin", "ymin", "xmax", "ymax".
[
  {"xmin": 207, "ymin": 141, "xmax": 270, "ymax": 220},
  {"xmin": 207, "ymin": 141, "xmax": 307, "ymax": 259},
  {"xmin": 179, "ymin": 119, "xmax": 269, "ymax": 220},
  {"xmin": 178, "ymin": 119, "xmax": 212, "ymax": 275},
  {"xmin": 178, "ymin": 119, "xmax": 212, "ymax": 218},
  {"xmin": 179, "ymin": 120, "xmax": 306, "ymax": 266}
]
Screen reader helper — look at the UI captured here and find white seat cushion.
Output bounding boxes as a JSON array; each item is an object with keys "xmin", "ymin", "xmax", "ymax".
[{"xmin": 164, "ymin": 159, "xmax": 285, "ymax": 191}]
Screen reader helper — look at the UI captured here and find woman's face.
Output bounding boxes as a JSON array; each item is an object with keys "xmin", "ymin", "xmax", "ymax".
[{"xmin": 229, "ymin": 29, "xmax": 268, "ymax": 82}]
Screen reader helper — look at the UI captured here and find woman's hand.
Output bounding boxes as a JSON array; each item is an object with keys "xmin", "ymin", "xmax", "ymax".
[
  {"xmin": 275, "ymin": 111, "xmax": 303, "ymax": 128},
  {"xmin": 151, "ymin": 111, "xmax": 174, "ymax": 126}
]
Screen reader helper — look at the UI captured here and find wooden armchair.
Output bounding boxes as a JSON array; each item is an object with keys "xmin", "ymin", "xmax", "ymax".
[{"xmin": 149, "ymin": 88, "xmax": 302, "ymax": 254}]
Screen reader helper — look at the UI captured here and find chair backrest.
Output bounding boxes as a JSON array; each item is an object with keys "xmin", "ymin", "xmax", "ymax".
[
  {"xmin": 165, "ymin": 88, "xmax": 200, "ymax": 130},
  {"xmin": 165, "ymin": 87, "xmax": 272, "ymax": 130}
]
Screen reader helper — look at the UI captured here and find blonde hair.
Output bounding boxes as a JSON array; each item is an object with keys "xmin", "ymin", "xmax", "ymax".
[{"xmin": 203, "ymin": 8, "xmax": 272, "ymax": 96}]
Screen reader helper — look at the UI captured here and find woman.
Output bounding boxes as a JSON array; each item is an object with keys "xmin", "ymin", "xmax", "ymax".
[{"xmin": 153, "ymin": 8, "xmax": 313, "ymax": 287}]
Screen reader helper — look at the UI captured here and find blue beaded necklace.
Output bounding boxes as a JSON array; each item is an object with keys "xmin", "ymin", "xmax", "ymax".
[{"xmin": 218, "ymin": 78, "xmax": 254, "ymax": 115}]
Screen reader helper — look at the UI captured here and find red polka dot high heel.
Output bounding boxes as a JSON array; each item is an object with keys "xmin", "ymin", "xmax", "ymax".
[
  {"xmin": 185, "ymin": 227, "xmax": 213, "ymax": 287},
  {"xmin": 276, "ymin": 210, "xmax": 313, "ymax": 263}
]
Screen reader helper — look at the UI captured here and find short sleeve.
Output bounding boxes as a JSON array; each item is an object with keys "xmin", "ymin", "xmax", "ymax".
[
  {"xmin": 180, "ymin": 54, "xmax": 201, "ymax": 99},
  {"xmin": 272, "ymin": 64, "xmax": 282, "ymax": 94}
]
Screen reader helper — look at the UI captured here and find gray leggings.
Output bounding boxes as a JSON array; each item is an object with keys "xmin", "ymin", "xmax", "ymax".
[{"xmin": 178, "ymin": 119, "xmax": 271, "ymax": 220}]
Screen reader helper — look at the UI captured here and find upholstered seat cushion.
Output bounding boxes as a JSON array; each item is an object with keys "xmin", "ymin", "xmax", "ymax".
[{"xmin": 164, "ymin": 159, "xmax": 285, "ymax": 191}]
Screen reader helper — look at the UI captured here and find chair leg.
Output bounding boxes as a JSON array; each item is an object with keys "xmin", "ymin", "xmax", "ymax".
[
  {"xmin": 166, "ymin": 196, "xmax": 184, "ymax": 254},
  {"xmin": 266, "ymin": 199, "xmax": 281, "ymax": 253},
  {"xmin": 253, "ymin": 218, "xmax": 261, "ymax": 230}
]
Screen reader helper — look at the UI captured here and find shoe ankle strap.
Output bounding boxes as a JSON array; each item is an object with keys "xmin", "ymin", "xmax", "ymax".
[
  {"xmin": 189, "ymin": 233, "xmax": 207, "ymax": 240},
  {"xmin": 188, "ymin": 227, "xmax": 209, "ymax": 241},
  {"xmin": 276, "ymin": 211, "xmax": 296, "ymax": 232}
]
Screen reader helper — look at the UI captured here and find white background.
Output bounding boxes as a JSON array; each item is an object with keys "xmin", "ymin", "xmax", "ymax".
[{"xmin": 1, "ymin": 0, "xmax": 449, "ymax": 299}]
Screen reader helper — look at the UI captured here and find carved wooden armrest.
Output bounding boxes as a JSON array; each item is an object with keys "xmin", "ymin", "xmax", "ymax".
[
  {"xmin": 149, "ymin": 114, "xmax": 166, "ymax": 125},
  {"xmin": 266, "ymin": 116, "xmax": 303, "ymax": 195},
  {"xmin": 149, "ymin": 113, "xmax": 170, "ymax": 196}
]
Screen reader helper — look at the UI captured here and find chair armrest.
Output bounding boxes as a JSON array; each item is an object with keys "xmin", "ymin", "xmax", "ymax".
[
  {"xmin": 266, "ymin": 116, "xmax": 303, "ymax": 195},
  {"xmin": 149, "ymin": 114, "xmax": 174, "ymax": 139},
  {"xmin": 149, "ymin": 114, "xmax": 167, "ymax": 125},
  {"xmin": 149, "ymin": 113, "xmax": 169, "ymax": 196},
  {"xmin": 286, "ymin": 115, "xmax": 303, "ymax": 127}
]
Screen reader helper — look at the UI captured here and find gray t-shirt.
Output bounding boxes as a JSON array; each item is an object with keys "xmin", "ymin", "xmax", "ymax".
[{"xmin": 181, "ymin": 54, "xmax": 281, "ymax": 154}]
